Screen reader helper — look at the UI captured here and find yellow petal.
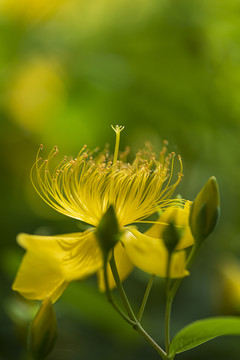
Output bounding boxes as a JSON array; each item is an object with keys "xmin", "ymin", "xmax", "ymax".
[
  {"xmin": 16, "ymin": 230, "xmax": 103, "ymax": 282},
  {"xmin": 123, "ymin": 229, "xmax": 189, "ymax": 278},
  {"xmin": 12, "ymin": 251, "xmax": 67, "ymax": 302},
  {"xmin": 145, "ymin": 202, "xmax": 194, "ymax": 250},
  {"xmin": 59, "ymin": 231, "xmax": 103, "ymax": 281},
  {"xmin": 97, "ymin": 241, "xmax": 134, "ymax": 291}
]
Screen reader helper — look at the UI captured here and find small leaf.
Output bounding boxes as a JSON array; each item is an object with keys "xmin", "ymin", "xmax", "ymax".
[{"xmin": 169, "ymin": 317, "xmax": 240, "ymax": 357}]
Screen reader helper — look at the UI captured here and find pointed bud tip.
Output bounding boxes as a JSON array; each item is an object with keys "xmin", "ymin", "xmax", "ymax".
[
  {"xmin": 163, "ymin": 221, "xmax": 181, "ymax": 254},
  {"xmin": 189, "ymin": 176, "xmax": 220, "ymax": 243},
  {"xmin": 29, "ymin": 300, "xmax": 57, "ymax": 359},
  {"xmin": 96, "ymin": 205, "xmax": 120, "ymax": 256}
]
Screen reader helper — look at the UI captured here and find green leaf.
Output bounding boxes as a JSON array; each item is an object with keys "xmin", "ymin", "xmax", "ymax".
[{"xmin": 169, "ymin": 317, "xmax": 240, "ymax": 358}]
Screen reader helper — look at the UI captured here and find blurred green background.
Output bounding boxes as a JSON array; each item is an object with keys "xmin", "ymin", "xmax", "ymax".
[{"xmin": 1, "ymin": 0, "xmax": 240, "ymax": 359}]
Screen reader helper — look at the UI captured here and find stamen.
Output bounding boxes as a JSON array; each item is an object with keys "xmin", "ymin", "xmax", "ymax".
[{"xmin": 30, "ymin": 131, "xmax": 184, "ymax": 228}]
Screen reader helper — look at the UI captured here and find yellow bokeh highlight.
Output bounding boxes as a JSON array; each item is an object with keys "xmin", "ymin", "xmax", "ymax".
[
  {"xmin": 6, "ymin": 58, "xmax": 66, "ymax": 134},
  {"xmin": 56, "ymin": 0, "xmax": 158, "ymax": 36},
  {"xmin": 0, "ymin": 0, "xmax": 66, "ymax": 22},
  {"xmin": 218, "ymin": 256, "xmax": 240, "ymax": 312}
]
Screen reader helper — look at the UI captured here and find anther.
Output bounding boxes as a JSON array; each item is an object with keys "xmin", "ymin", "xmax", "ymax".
[
  {"xmin": 171, "ymin": 152, "xmax": 175, "ymax": 156},
  {"xmin": 40, "ymin": 144, "xmax": 44, "ymax": 150},
  {"xmin": 163, "ymin": 140, "xmax": 168, "ymax": 146}
]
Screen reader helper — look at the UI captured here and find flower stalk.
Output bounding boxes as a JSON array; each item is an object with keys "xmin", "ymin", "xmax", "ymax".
[
  {"xmin": 104, "ymin": 250, "xmax": 167, "ymax": 360},
  {"xmin": 137, "ymin": 275, "xmax": 155, "ymax": 322}
]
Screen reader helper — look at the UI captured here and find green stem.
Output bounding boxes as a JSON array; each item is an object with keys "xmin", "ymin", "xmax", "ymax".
[
  {"xmin": 138, "ymin": 275, "xmax": 155, "ymax": 322},
  {"xmin": 164, "ymin": 253, "xmax": 172, "ymax": 353},
  {"xmin": 163, "ymin": 243, "xmax": 202, "ymax": 358},
  {"xmin": 164, "ymin": 297, "xmax": 173, "ymax": 355},
  {"xmin": 103, "ymin": 257, "xmax": 136, "ymax": 326},
  {"xmin": 109, "ymin": 251, "xmax": 167, "ymax": 359},
  {"xmin": 169, "ymin": 243, "xmax": 201, "ymax": 301},
  {"xmin": 109, "ymin": 250, "xmax": 137, "ymax": 321},
  {"xmin": 135, "ymin": 323, "xmax": 167, "ymax": 359}
]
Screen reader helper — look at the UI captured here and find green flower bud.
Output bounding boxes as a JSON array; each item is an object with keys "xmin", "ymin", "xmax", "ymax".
[
  {"xmin": 29, "ymin": 299, "xmax": 57, "ymax": 360},
  {"xmin": 162, "ymin": 221, "xmax": 181, "ymax": 254},
  {"xmin": 189, "ymin": 176, "xmax": 220, "ymax": 243},
  {"xmin": 96, "ymin": 205, "xmax": 120, "ymax": 257}
]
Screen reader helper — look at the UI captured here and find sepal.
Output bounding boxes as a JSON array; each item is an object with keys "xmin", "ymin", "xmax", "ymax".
[{"xmin": 96, "ymin": 205, "xmax": 121, "ymax": 257}]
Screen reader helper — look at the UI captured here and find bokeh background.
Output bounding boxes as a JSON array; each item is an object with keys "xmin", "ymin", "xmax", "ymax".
[{"xmin": 1, "ymin": 0, "xmax": 240, "ymax": 359}]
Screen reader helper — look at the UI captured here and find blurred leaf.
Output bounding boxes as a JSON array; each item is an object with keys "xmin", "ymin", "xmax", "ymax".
[{"xmin": 169, "ymin": 317, "xmax": 240, "ymax": 357}]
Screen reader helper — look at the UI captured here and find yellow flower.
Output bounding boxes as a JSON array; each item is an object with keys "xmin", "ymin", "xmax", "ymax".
[{"xmin": 12, "ymin": 126, "xmax": 193, "ymax": 302}]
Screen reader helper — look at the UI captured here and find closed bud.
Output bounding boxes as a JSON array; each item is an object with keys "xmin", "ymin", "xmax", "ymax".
[
  {"xmin": 96, "ymin": 205, "xmax": 120, "ymax": 257},
  {"xmin": 29, "ymin": 299, "xmax": 57, "ymax": 360},
  {"xmin": 189, "ymin": 176, "xmax": 220, "ymax": 243},
  {"xmin": 163, "ymin": 221, "xmax": 181, "ymax": 254}
]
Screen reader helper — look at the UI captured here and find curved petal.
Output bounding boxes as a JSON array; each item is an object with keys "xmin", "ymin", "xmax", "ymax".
[
  {"xmin": 123, "ymin": 229, "xmax": 189, "ymax": 278},
  {"xmin": 12, "ymin": 251, "xmax": 68, "ymax": 302},
  {"xmin": 145, "ymin": 202, "xmax": 194, "ymax": 250},
  {"xmin": 97, "ymin": 241, "xmax": 134, "ymax": 291},
  {"xmin": 14, "ymin": 230, "xmax": 103, "ymax": 299}
]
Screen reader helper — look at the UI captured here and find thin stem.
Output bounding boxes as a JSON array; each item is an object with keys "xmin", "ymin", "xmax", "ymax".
[
  {"xmin": 164, "ymin": 253, "xmax": 172, "ymax": 353},
  {"xmin": 109, "ymin": 251, "xmax": 167, "ymax": 359},
  {"xmin": 162, "ymin": 243, "xmax": 202, "ymax": 358},
  {"xmin": 164, "ymin": 297, "xmax": 173, "ymax": 355},
  {"xmin": 135, "ymin": 323, "xmax": 167, "ymax": 359},
  {"xmin": 169, "ymin": 243, "xmax": 201, "ymax": 301},
  {"xmin": 103, "ymin": 257, "xmax": 136, "ymax": 326},
  {"xmin": 138, "ymin": 275, "xmax": 155, "ymax": 322},
  {"xmin": 109, "ymin": 250, "xmax": 136, "ymax": 321}
]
